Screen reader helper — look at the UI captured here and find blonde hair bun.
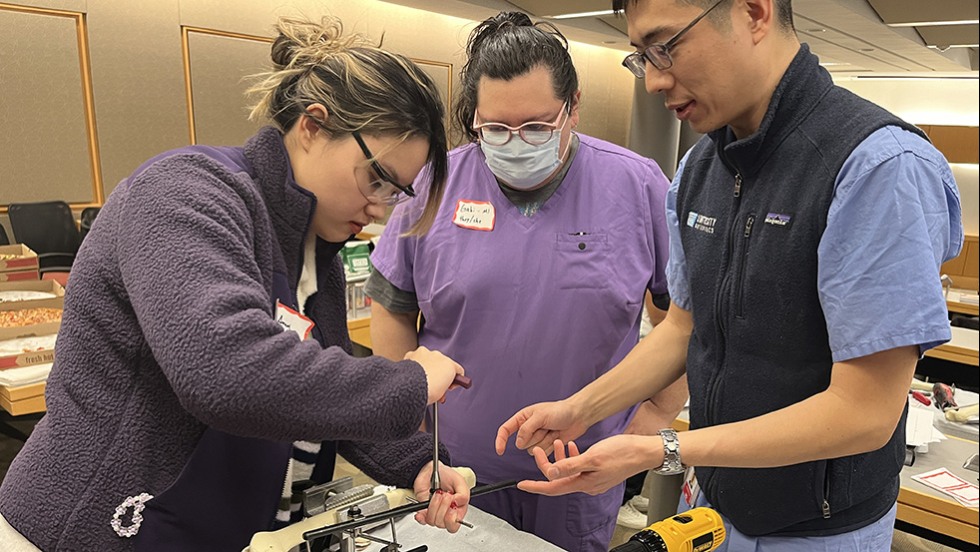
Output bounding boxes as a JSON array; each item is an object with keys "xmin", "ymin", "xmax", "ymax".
[{"xmin": 269, "ymin": 16, "xmax": 367, "ymax": 70}]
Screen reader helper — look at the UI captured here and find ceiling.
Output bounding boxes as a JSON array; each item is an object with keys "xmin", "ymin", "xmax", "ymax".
[{"xmin": 381, "ymin": 0, "xmax": 979, "ymax": 77}]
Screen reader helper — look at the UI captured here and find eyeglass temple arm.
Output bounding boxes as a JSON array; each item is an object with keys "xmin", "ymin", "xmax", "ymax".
[{"xmin": 353, "ymin": 132, "xmax": 416, "ymax": 198}]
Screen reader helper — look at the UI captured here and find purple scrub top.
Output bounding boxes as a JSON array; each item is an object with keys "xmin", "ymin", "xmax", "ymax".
[{"xmin": 372, "ymin": 135, "xmax": 671, "ymax": 483}]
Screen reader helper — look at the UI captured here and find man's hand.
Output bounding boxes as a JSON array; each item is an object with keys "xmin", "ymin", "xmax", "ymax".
[
  {"xmin": 517, "ymin": 435, "xmax": 662, "ymax": 496},
  {"xmin": 412, "ymin": 462, "xmax": 470, "ymax": 533},
  {"xmin": 495, "ymin": 400, "xmax": 590, "ymax": 456}
]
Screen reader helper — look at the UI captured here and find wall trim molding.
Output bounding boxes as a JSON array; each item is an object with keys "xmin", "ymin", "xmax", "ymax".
[
  {"xmin": 180, "ymin": 26, "xmax": 274, "ymax": 145},
  {"xmin": 0, "ymin": 2, "xmax": 103, "ymax": 211}
]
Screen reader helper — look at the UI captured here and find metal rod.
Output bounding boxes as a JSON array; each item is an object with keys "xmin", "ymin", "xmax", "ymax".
[
  {"xmin": 302, "ymin": 480, "xmax": 517, "ymax": 541},
  {"xmin": 404, "ymin": 496, "xmax": 475, "ymax": 529},
  {"xmin": 357, "ymin": 532, "xmax": 394, "ymax": 546},
  {"xmin": 430, "ymin": 402, "xmax": 441, "ymax": 494}
]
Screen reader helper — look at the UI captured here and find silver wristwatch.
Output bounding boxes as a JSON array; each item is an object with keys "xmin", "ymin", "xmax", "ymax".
[{"xmin": 654, "ymin": 428, "xmax": 685, "ymax": 475}]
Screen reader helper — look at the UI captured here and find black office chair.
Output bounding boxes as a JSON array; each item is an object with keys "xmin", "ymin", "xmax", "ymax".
[
  {"xmin": 79, "ymin": 206, "xmax": 101, "ymax": 242},
  {"xmin": 0, "ymin": 224, "xmax": 9, "ymax": 246},
  {"xmin": 8, "ymin": 201, "xmax": 81, "ymax": 279}
]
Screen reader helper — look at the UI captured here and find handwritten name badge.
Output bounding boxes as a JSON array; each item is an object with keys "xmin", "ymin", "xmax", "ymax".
[
  {"xmin": 452, "ymin": 200, "xmax": 495, "ymax": 231},
  {"xmin": 275, "ymin": 300, "xmax": 315, "ymax": 340}
]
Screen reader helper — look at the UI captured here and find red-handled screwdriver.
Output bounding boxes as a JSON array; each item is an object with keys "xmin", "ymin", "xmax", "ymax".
[{"xmin": 910, "ymin": 391, "xmax": 931, "ymax": 406}]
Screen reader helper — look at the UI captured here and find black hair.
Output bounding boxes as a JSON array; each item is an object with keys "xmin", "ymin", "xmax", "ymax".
[
  {"xmin": 611, "ymin": 0, "xmax": 796, "ymax": 34},
  {"xmin": 452, "ymin": 11, "xmax": 578, "ymax": 143},
  {"xmin": 248, "ymin": 16, "xmax": 447, "ymax": 234}
]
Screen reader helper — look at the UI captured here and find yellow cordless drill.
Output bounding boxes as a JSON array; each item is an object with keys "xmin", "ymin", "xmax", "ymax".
[{"xmin": 611, "ymin": 507, "xmax": 726, "ymax": 552}]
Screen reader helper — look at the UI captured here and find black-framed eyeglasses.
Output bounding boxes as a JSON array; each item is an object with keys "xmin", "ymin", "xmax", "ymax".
[
  {"xmin": 622, "ymin": 0, "xmax": 726, "ymax": 77},
  {"xmin": 351, "ymin": 130, "xmax": 416, "ymax": 205}
]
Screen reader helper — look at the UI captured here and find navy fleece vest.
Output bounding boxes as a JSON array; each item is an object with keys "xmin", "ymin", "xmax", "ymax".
[{"xmin": 677, "ymin": 45, "xmax": 926, "ymax": 536}]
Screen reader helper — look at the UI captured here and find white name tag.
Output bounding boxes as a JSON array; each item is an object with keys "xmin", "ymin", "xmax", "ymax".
[
  {"xmin": 682, "ymin": 466, "xmax": 700, "ymax": 507},
  {"xmin": 275, "ymin": 300, "xmax": 314, "ymax": 340},
  {"xmin": 452, "ymin": 200, "xmax": 495, "ymax": 231}
]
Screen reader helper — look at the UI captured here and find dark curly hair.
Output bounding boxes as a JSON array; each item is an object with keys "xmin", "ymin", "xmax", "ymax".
[{"xmin": 452, "ymin": 11, "xmax": 578, "ymax": 143}]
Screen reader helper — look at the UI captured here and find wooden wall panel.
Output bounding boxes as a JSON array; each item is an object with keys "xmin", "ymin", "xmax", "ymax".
[
  {"xmin": 0, "ymin": 4, "xmax": 101, "ymax": 208},
  {"xmin": 929, "ymin": 126, "xmax": 979, "ymax": 164},
  {"xmin": 963, "ymin": 239, "xmax": 979, "ymax": 279},
  {"xmin": 86, "ymin": 0, "xmax": 186, "ymax": 198},
  {"xmin": 183, "ymin": 28, "xmax": 271, "ymax": 146},
  {"xmin": 182, "ymin": 28, "xmax": 453, "ymax": 148},
  {"xmin": 942, "ymin": 234, "xmax": 980, "ymax": 292}
]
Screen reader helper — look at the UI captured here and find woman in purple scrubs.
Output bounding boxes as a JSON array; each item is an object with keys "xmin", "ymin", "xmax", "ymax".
[{"xmin": 367, "ymin": 11, "xmax": 683, "ymax": 552}]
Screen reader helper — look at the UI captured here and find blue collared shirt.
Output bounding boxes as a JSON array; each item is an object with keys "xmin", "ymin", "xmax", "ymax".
[{"xmin": 666, "ymin": 125, "xmax": 963, "ymax": 361}]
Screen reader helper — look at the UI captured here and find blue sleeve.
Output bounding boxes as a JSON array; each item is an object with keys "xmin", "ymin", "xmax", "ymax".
[
  {"xmin": 818, "ymin": 126, "xmax": 963, "ymax": 362},
  {"xmin": 665, "ymin": 152, "xmax": 693, "ymax": 310},
  {"xmin": 643, "ymin": 158, "xmax": 673, "ymax": 298}
]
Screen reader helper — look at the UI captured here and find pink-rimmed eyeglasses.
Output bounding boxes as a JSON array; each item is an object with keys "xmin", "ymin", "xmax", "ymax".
[{"xmin": 472, "ymin": 102, "xmax": 569, "ymax": 146}]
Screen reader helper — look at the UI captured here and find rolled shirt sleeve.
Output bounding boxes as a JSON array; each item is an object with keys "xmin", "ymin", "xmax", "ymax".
[
  {"xmin": 665, "ymin": 152, "xmax": 693, "ymax": 311},
  {"xmin": 818, "ymin": 126, "xmax": 963, "ymax": 361}
]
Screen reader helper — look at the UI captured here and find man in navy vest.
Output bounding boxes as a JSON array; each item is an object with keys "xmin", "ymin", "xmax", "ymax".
[{"xmin": 495, "ymin": 1, "xmax": 963, "ymax": 550}]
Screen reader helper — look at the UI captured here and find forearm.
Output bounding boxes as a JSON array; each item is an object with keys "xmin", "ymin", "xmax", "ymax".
[
  {"xmin": 340, "ymin": 434, "xmax": 450, "ymax": 490},
  {"xmin": 370, "ymin": 302, "xmax": 419, "ymax": 360},
  {"xmin": 680, "ymin": 346, "xmax": 917, "ymax": 469},
  {"xmin": 637, "ymin": 375, "xmax": 689, "ymax": 432},
  {"xmin": 573, "ymin": 303, "xmax": 690, "ymax": 427},
  {"xmin": 645, "ymin": 292, "xmax": 668, "ymax": 327}
]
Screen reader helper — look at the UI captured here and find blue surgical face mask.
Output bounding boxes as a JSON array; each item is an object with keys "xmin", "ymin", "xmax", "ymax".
[{"xmin": 480, "ymin": 126, "xmax": 569, "ymax": 190}]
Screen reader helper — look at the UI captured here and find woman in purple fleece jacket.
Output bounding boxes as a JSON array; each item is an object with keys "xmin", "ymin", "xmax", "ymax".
[{"xmin": 0, "ymin": 16, "xmax": 470, "ymax": 552}]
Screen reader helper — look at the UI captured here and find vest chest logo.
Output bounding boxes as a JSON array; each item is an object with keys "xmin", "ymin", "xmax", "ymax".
[
  {"xmin": 764, "ymin": 212, "xmax": 793, "ymax": 227},
  {"xmin": 686, "ymin": 211, "xmax": 717, "ymax": 234}
]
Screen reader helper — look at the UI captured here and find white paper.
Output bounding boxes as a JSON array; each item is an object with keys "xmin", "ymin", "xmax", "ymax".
[
  {"xmin": 0, "ymin": 334, "xmax": 58, "ymax": 355},
  {"xmin": 452, "ymin": 200, "xmax": 496, "ymax": 231},
  {"xmin": 906, "ymin": 401, "xmax": 945, "ymax": 447},
  {"xmin": 0, "ymin": 362, "xmax": 52, "ymax": 386},
  {"xmin": 0, "ymin": 290, "xmax": 56, "ymax": 303},
  {"xmin": 912, "ymin": 467, "xmax": 980, "ymax": 508}
]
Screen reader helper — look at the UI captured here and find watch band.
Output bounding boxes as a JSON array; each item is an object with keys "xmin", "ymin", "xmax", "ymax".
[{"xmin": 654, "ymin": 428, "xmax": 685, "ymax": 475}]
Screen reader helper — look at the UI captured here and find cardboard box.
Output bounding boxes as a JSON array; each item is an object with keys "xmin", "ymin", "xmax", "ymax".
[
  {"xmin": 0, "ymin": 380, "xmax": 45, "ymax": 402},
  {"xmin": 0, "ymin": 280, "xmax": 65, "ymax": 307},
  {"xmin": 0, "ymin": 381, "xmax": 46, "ymax": 415},
  {"xmin": 0, "ymin": 244, "xmax": 40, "ymax": 281},
  {"xmin": 0, "ymin": 269, "xmax": 40, "ymax": 282},
  {"xmin": 0, "ymin": 343, "xmax": 55, "ymax": 370},
  {"xmin": 0, "ymin": 283, "xmax": 63, "ymax": 342},
  {"xmin": 342, "ymin": 240, "xmax": 372, "ymax": 278}
]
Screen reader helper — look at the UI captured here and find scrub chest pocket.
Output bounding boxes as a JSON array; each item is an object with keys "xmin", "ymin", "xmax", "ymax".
[{"xmin": 554, "ymin": 231, "xmax": 609, "ymax": 290}]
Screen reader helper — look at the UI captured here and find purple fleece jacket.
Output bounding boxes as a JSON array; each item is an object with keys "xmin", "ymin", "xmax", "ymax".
[{"xmin": 0, "ymin": 127, "xmax": 446, "ymax": 551}]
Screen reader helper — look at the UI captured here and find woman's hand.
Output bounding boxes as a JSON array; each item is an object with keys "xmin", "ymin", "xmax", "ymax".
[
  {"xmin": 404, "ymin": 346, "xmax": 465, "ymax": 405},
  {"xmin": 412, "ymin": 462, "xmax": 471, "ymax": 532}
]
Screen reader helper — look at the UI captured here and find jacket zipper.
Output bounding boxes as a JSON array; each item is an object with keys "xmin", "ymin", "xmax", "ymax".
[
  {"xmin": 822, "ymin": 463, "xmax": 832, "ymax": 519},
  {"xmin": 734, "ymin": 215, "xmax": 755, "ymax": 318},
  {"xmin": 705, "ymin": 170, "xmax": 744, "ymax": 428},
  {"xmin": 820, "ymin": 460, "xmax": 830, "ymax": 519}
]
